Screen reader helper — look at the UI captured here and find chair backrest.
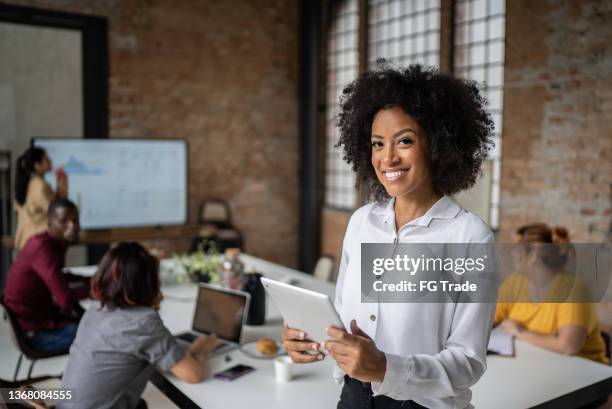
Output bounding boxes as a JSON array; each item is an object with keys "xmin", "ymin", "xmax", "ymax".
[
  {"xmin": 602, "ymin": 331, "xmax": 611, "ymax": 366},
  {"xmin": 0, "ymin": 296, "xmax": 59, "ymax": 360},
  {"xmin": 199, "ymin": 199, "xmax": 232, "ymax": 228},
  {"xmin": 313, "ymin": 256, "xmax": 335, "ymax": 282}
]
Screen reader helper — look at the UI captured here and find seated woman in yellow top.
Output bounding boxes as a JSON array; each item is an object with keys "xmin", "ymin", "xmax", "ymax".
[
  {"xmin": 14, "ymin": 147, "xmax": 68, "ymax": 250},
  {"xmin": 495, "ymin": 223, "xmax": 608, "ymax": 364}
]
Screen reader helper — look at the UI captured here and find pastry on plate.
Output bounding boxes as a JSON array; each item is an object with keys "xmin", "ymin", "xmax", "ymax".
[{"xmin": 256, "ymin": 338, "xmax": 278, "ymax": 356}]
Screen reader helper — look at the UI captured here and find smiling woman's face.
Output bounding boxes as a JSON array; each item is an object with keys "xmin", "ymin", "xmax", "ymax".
[{"xmin": 370, "ymin": 106, "xmax": 433, "ymax": 199}]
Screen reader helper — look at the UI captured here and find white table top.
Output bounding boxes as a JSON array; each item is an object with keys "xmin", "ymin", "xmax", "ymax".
[
  {"xmin": 472, "ymin": 341, "xmax": 611, "ymax": 408},
  {"xmin": 74, "ymin": 255, "xmax": 612, "ymax": 408}
]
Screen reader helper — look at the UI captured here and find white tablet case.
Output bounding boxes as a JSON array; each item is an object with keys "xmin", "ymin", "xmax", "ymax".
[{"xmin": 261, "ymin": 277, "xmax": 345, "ymax": 352}]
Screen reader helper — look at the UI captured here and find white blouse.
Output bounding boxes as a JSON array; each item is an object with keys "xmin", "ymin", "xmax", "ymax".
[{"xmin": 333, "ymin": 196, "xmax": 495, "ymax": 409}]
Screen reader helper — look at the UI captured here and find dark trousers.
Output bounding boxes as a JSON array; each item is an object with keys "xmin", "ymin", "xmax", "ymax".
[{"xmin": 337, "ymin": 376, "xmax": 427, "ymax": 409}]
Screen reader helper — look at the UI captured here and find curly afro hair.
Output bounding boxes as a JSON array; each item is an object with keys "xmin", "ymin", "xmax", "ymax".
[{"xmin": 336, "ymin": 61, "xmax": 494, "ymax": 202}]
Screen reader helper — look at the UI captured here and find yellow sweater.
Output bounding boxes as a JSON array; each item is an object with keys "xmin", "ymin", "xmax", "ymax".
[
  {"xmin": 495, "ymin": 272, "xmax": 608, "ymax": 364},
  {"xmin": 14, "ymin": 175, "xmax": 54, "ymax": 250}
]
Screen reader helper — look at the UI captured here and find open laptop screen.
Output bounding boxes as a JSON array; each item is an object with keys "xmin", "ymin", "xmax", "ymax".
[{"xmin": 192, "ymin": 284, "xmax": 248, "ymax": 343}]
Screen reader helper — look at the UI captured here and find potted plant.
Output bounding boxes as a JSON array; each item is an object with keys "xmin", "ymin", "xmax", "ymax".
[{"xmin": 172, "ymin": 240, "xmax": 222, "ymax": 284}]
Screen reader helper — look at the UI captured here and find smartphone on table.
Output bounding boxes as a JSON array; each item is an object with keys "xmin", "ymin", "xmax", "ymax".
[{"xmin": 213, "ymin": 364, "xmax": 255, "ymax": 381}]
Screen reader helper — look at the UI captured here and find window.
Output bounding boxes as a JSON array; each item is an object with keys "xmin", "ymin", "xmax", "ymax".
[
  {"xmin": 324, "ymin": 0, "xmax": 360, "ymax": 209},
  {"xmin": 454, "ymin": 0, "xmax": 505, "ymax": 228},
  {"xmin": 368, "ymin": 0, "xmax": 441, "ymax": 68}
]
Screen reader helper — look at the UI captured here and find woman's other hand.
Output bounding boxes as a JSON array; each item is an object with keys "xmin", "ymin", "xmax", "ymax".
[
  {"xmin": 55, "ymin": 167, "xmax": 68, "ymax": 198},
  {"xmin": 192, "ymin": 334, "xmax": 219, "ymax": 356},
  {"xmin": 499, "ymin": 319, "xmax": 524, "ymax": 336},
  {"xmin": 282, "ymin": 321, "xmax": 324, "ymax": 363},
  {"xmin": 325, "ymin": 319, "xmax": 386, "ymax": 383}
]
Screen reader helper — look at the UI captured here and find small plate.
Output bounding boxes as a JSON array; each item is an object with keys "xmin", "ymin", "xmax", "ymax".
[{"xmin": 239, "ymin": 340, "xmax": 286, "ymax": 359}]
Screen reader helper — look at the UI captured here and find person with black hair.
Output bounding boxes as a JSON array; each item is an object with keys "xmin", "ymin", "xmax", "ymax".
[
  {"xmin": 14, "ymin": 147, "xmax": 68, "ymax": 249},
  {"xmin": 282, "ymin": 63, "xmax": 496, "ymax": 409},
  {"xmin": 4, "ymin": 198, "xmax": 88, "ymax": 353}
]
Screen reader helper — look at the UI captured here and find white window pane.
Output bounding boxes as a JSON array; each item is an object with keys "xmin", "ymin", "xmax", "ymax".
[
  {"xmin": 428, "ymin": 32, "xmax": 439, "ymax": 51},
  {"xmin": 489, "ymin": 136, "xmax": 501, "ymax": 158},
  {"xmin": 426, "ymin": 53, "xmax": 437, "ymax": 66},
  {"xmin": 376, "ymin": 23, "xmax": 384, "ymax": 41},
  {"xmin": 488, "ymin": 40, "xmax": 504, "ymax": 63},
  {"xmin": 400, "ymin": 15, "xmax": 410, "ymax": 35},
  {"xmin": 472, "ymin": 20, "xmax": 486, "ymax": 42},
  {"xmin": 417, "ymin": 0, "xmax": 426, "ymax": 12},
  {"xmin": 416, "ymin": 34, "xmax": 425, "ymax": 53},
  {"xmin": 489, "ymin": 16, "xmax": 505, "ymax": 39},
  {"xmin": 349, "ymin": 14, "xmax": 357, "ymax": 30},
  {"xmin": 391, "ymin": 39, "xmax": 400, "ymax": 57},
  {"xmin": 391, "ymin": 0, "xmax": 401, "ymax": 17},
  {"xmin": 488, "ymin": 89, "xmax": 502, "ymax": 111},
  {"xmin": 472, "ymin": 0, "xmax": 486, "ymax": 19},
  {"xmin": 381, "ymin": 2, "xmax": 389, "ymax": 20},
  {"xmin": 403, "ymin": 36, "xmax": 413, "ymax": 55},
  {"xmin": 378, "ymin": 24, "xmax": 386, "ymax": 41},
  {"xmin": 380, "ymin": 42, "xmax": 388, "ymax": 58},
  {"xmin": 367, "ymin": 24, "xmax": 374, "ymax": 42},
  {"xmin": 391, "ymin": 18, "xmax": 400, "ymax": 38},
  {"xmin": 369, "ymin": 4, "xmax": 379, "ymax": 23},
  {"xmin": 456, "ymin": 1, "xmax": 469, "ymax": 22},
  {"xmin": 490, "ymin": 0, "xmax": 505, "ymax": 15},
  {"xmin": 491, "ymin": 111, "xmax": 502, "ymax": 133},
  {"xmin": 487, "ymin": 65, "xmax": 503, "ymax": 87},
  {"xmin": 416, "ymin": 14, "xmax": 425, "ymax": 32},
  {"xmin": 471, "ymin": 67, "xmax": 485, "ymax": 84},
  {"xmin": 471, "ymin": 44, "xmax": 485, "ymax": 65},
  {"xmin": 409, "ymin": 15, "xmax": 417, "ymax": 34},
  {"xmin": 428, "ymin": 9, "xmax": 440, "ymax": 29}
]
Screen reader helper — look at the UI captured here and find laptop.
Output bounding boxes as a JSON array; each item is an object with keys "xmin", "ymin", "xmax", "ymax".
[{"xmin": 175, "ymin": 283, "xmax": 250, "ymax": 355}]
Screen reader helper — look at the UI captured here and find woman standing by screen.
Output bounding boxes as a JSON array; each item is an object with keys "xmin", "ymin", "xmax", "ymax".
[
  {"xmin": 14, "ymin": 147, "xmax": 68, "ymax": 250},
  {"xmin": 283, "ymin": 63, "xmax": 495, "ymax": 409}
]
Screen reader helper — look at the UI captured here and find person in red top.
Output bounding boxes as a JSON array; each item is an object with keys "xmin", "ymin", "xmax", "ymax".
[{"xmin": 3, "ymin": 198, "xmax": 89, "ymax": 352}]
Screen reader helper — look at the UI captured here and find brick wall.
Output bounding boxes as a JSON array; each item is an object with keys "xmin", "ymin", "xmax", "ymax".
[
  {"xmin": 1, "ymin": 0, "xmax": 300, "ymax": 267},
  {"xmin": 501, "ymin": 0, "xmax": 612, "ymax": 242}
]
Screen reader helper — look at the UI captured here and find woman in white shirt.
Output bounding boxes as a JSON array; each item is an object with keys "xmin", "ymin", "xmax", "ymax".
[{"xmin": 282, "ymin": 63, "xmax": 495, "ymax": 409}]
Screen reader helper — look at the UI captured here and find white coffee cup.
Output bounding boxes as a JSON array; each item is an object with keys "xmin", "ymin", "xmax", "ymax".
[{"xmin": 274, "ymin": 355, "xmax": 294, "ymax": 382}]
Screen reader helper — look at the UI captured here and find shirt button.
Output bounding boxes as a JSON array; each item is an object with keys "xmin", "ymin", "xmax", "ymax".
[{"xmin": 370, "ymin": 314, "xmax": 376, "ymax": 321}]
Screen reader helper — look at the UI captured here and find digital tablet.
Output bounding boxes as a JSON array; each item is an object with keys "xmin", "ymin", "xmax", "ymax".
[{"xmin": 261, "ymin": 277, "xmax": 345, "ymax": 354}]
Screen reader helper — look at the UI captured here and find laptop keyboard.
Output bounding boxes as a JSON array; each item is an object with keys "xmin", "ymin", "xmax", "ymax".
[
  {"xmin": 176, "ymin": 332, "xmax": 225, "ymax": 351},
  {"xmin": 176, "ymin": 332, "xmax": 198, "ymax": 343}
]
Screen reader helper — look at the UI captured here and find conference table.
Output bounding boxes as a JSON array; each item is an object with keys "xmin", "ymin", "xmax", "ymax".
[{"xmin": 74, "ymin": 254, "xmax": 612, "ymax": 409}]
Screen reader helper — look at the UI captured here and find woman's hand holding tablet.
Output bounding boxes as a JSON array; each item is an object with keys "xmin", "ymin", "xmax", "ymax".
[
  {"xmin": 261, "ymin": 277, "xmax": 344, "ymax": 363},
  {"xmin": 282, "ymin": 323, "xmax": 326, "ymax": 363},
  {"xmin": 324, "ymin": 319, "xmax": 387, "ymax": 383}
]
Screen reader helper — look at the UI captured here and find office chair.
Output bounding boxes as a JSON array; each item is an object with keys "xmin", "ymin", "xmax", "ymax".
[
  {"xmin": 198, "ymin": 199, "xmax": 233, "ymax": 229},
  {"xmin": 0, "ymin": 296, "xmax": 68, "ymax": 382},
  {"xmin": 602, "ymin": 331, "xmax": 611, "ymax": 366},
  {"xmin": 0, "ymin": 376, "xmax": 58, "ymax": 408},
  {"xmin": 192, "ymin": 199, "xmax": 244, "ymax": 252}
]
